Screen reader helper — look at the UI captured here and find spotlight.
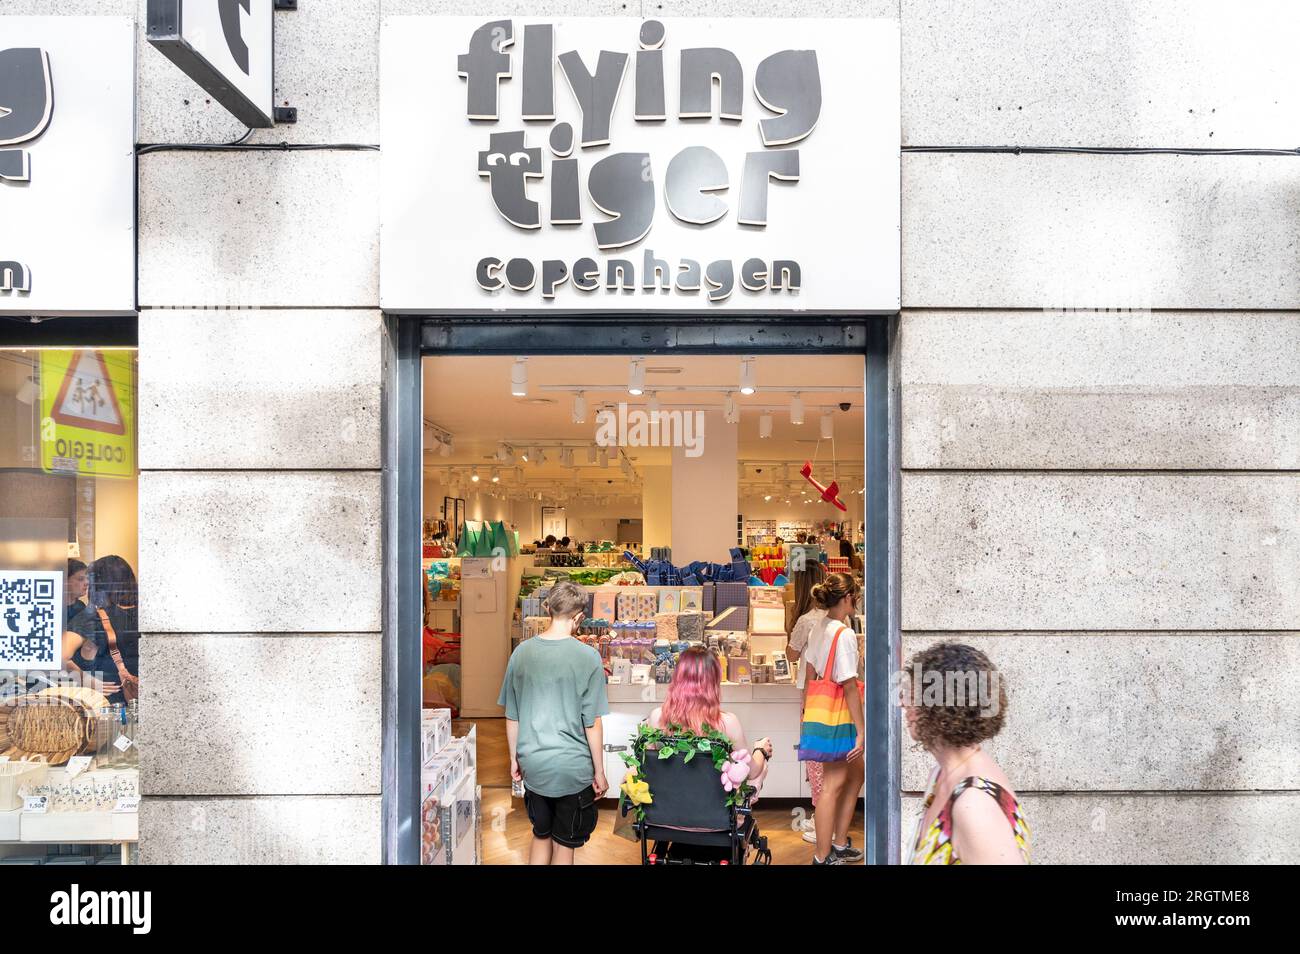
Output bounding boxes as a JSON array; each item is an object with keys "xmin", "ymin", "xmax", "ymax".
[
  {"xmin": 739, "ymin": 356, "xmax": 756, "ymax": 395},
  {"xmin": 496, "ymin": 442, "xmax": 509, "ymax": 462},
  {"xmin": 491, "ymin": 468, "xmax": 500, "ymax": 483},
  {"xmin": 724, "ymin": 393, "xmax": 739, "ymax": 424},
  {"xmin": 764, "ymin": 494, "xmax": 772, "ymax": 502},
  {"xmin": 599, "ymin": 447, "xmax": 609, "ymax": 468},
  {"xmin": 759, "ymin": 413, "xmax": 773, "ymax": 439},
  {"xmin": 587, "ymin": 445, "xmax": 598, "ymax": 465},
  {"xmin": 647, "ymin": 392, "xmax": 660, "ymax": 413},
  {"xmin": 790, "ymin": 393, "xmax": 804, "ymax": 425},
  {"xmin": 628, "ymin": 357, "xmax": 645, "ymax": 395},
  {"xmin": 510, "ymin": 357, "xmax": 528, "ymax": 397},
  {"xmin": 537, "ymin": 447, "xmax": 548, "ymax": 465},
  {"xmin": 439, "ymin": 439, "xmax": 452, "ymax": 458},
  {"xmin": 572, "ymin": 391, "xmax": 587, "ymax": 424},
  {"xmin": 471, "ymin": 467, "xmax": 480, "ymax": 483},
  {"xmin": 520, "ymin": 449, "xmax": 529, "ymax": 462},
  {"xmin": 820, "ymin": 412, "xmax": 834, "ymax": 440}
]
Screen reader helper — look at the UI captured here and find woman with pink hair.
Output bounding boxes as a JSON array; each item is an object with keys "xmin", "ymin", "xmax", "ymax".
[{"xmin": 646, "ymin": 647, "xmax": 773, "ymax": 794}]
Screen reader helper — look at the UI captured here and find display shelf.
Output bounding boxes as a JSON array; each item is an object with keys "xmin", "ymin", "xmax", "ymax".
[{"xmin": 15, "ymin": 810, "xmax": 138, "ymax": 844}]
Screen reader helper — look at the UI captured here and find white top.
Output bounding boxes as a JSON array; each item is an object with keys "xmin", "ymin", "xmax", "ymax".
[
  {"xmin": 787, "ymin": 608, "xmax": 827, "ymax": 655},
  {"xmin": 798, "ymin": 616, "xmax": 861, "ymax": 688}
]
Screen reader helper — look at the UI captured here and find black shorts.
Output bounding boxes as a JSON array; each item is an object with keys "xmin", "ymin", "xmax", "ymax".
[{"xmin": 523, "ymin": 785, "xmax": 599, "ymax": 849}]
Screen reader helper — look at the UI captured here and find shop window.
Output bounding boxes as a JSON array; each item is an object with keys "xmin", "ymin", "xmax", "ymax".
[
  {"xmin": 0, "ymin": 347, "xmax": 139, "ymax": 865},
  {"xmin": 417, "ymin": 353, "xmax": 866, "ymax": 865}
]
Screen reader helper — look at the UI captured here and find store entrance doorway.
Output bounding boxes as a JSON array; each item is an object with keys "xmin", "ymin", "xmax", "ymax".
[{"xmin": 387, "ymin": 318, "xmax": 898, "ymax": 865}]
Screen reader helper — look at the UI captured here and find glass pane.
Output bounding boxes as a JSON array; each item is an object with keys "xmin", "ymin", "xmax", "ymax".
[{"xmin": 0, "ymin": 347, "xmax": 139, "ymax": 864}]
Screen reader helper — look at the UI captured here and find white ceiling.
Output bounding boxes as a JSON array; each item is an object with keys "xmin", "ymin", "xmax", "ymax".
[{"xmin": 422, "ymin": 353, "xmax": 865, "ymax": 497}]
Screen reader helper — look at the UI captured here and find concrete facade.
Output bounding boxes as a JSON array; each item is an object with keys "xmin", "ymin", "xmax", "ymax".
[{"xmin": 18, "ymin": 0, "xmax": 1296, "ymax": 862}]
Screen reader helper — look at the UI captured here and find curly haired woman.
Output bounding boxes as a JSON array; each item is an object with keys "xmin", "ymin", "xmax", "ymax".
[{"xmin": 904, "ymin": 642, "xmax": 1030, "ymax": 865}]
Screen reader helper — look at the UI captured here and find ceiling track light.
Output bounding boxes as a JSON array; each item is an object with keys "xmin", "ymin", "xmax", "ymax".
[
  {"xmin": 587, "ymin": 445, "xmax": 598, "ymax": 465},
  {"xmin": 471, "ymin": 467, "xmax": 480, "ymax": 483},
  {"xmin": 490, "ymin": 467, "xmax": 500, "ymax": 483},
  {"xmin": 820, "ymin": 411, "xmax": 834, "ymax": 440},
  {"xmin": 647, "ymin": 392, "xmax": 660, "ymax": 413},
  {"xmin": 510, "ymin": 357, "xmax": 529, "ymax": 397},
  {"xmin": 439, "ymin": 439, "xmax": 452, "ymax": 457},
  {"xmin": 599, "ymin": 447, "xmax": 609, "ymax": 468},
  {"xmin": 572, "ymin": 391, "xmax": 587, "ymax": 424},
  {"xmin": 724, "ymin": 392, "xmax": 739, "ymax": 425},
  {"xmin": 758, "ymin": 412, "xmax": 773, "ymax": 439},
  {"xmin": 628, "ymin": 357, "xmax": 646, "ymax": 396},
  {"xmin": 739, "ymin": 356, "xmax": 756, "ymax": 395},
  {"xmin": 790, "ymin": 392, "xmax": 805, "ymax": 425}
]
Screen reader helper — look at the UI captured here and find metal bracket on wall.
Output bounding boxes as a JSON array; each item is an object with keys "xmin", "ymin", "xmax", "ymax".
[{"xmin": 273, "ymin": 0, "xmax": 298, "ymax": 123}]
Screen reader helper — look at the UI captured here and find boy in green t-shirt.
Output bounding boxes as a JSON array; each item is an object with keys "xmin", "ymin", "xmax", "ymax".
[{"xmin": 498, "ymin": 580, "xmax": 609, "ymax": 865}]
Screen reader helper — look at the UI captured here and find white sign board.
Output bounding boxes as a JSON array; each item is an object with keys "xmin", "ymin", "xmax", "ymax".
[
  {"xmin": 0, "ymin": 17, "xmax": 136, "ymax": 316},
  {"xmin": 147, "ymin": 0, "xmax": 275, "ymax": 127},
  {"xmin": 380, "ymin": 17, "xmax": 900, "ymax": 314}
]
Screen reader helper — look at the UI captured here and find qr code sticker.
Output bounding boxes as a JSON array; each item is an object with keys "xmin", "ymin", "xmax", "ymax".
[{"xmin": 0, "ymin": 570, "xmax": 63, "ymax": 670}]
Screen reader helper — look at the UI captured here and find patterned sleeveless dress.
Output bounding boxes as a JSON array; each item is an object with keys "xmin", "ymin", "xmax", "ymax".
[{"xmin": 910, "ymin": 771, "xmax": 1031, "ymax": 865}]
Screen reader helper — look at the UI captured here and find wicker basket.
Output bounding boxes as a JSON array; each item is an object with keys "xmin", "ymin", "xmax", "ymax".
[
  {"xmin": 0, "ymin": 759, "xmax": 50, "ymax": 811},
  {"xmin": 0, "ymin": 686, "xmax": 109, "ymax": 766}
]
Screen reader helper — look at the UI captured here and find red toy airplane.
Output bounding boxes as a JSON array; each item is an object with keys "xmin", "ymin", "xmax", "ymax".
[{"xmin": 800, "ymin": 461, "xmax": 848, "ymax": 512}]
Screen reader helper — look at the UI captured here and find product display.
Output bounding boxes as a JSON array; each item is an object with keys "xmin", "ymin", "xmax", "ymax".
[
  {"xmin": 0, "ymin": 686, "xmax": 110, "ymax": 766},
  {"xmin": 420, "ymin": 710, "xmax": 478, "ymax": 866}
]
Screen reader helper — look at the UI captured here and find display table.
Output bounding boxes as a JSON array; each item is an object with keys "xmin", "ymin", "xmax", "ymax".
[
  {"xmin": 603, "ymin": 683, "xmax": 809, "ymax": 799},
  {"xmin": 0, "ymin": 767, "xmax": 139, "ymax": 865}
]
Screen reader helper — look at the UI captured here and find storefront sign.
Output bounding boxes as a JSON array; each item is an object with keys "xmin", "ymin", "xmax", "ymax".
[
  {"xmin": 381, "ymin": 17, "xmax": 899, "ymax": 313},
  {"xmin": 0, "ymin": 17, "xmax": 135, "ymax": 316},
  {"xmin": 147, "ymin": 0, "xmax": 276, "ymax": 127},
  {"xmin": 38, "ymin": 349, "xmax": 136, "ymax": 479}
]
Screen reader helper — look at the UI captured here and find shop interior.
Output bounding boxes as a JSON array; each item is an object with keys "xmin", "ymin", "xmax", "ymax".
[
  {"xmin": 418, "ymin": 353, "xmax": 867, "ymax": 865},
  {"xmin": 0, "ymin": 347, "xmax": 140, "ymax": 865}
]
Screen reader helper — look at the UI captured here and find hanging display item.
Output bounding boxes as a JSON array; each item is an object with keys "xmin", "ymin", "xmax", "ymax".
[{"xmin": 798, "ymin": 460, "xmax": 848, "ymax": 512}]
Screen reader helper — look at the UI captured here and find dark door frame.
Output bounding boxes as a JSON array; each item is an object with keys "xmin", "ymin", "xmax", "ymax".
[{"xmin": 381, "ymin": 315, "xmax": 901, "ymax": 865}]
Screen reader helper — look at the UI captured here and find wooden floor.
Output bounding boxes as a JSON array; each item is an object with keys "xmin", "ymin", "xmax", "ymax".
[{"xmin": 455, "ymin": 717, "xmax": 864, "ymax": 866}]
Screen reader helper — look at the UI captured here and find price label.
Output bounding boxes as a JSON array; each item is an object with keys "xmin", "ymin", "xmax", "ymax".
[
  {"xmin": 113, "ymin": 735, "xmax": 134, "ymax": 752},
  {"xmin": 23, "ymin": 795, "xmax": 49, "ymax": 814},
  {"xmin": 112, "ymin": 796, "xmax": 140, "ymax": 814},
  {"xmin": 65, "ymin": 756, "xmax": 92, "ymax": 779}
]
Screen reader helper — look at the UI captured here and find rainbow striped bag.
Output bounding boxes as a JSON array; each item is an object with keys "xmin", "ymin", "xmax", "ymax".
[{"xmin": 798, "ymin": 623, "xmax": 863, "ymax": 762}]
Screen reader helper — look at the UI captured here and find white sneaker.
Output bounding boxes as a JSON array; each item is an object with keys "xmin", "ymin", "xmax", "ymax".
[{"xmin": 802, "ymin": 829, "xmax": 818, "ymax": 845}]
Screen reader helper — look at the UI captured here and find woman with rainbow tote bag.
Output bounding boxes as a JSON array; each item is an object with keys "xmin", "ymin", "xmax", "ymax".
[{"xmin": 797, "ymin": 573, "xmax": 866, "ymax": 865}]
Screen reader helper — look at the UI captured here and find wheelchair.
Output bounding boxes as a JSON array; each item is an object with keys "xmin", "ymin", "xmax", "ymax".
[{"xmin": 623, "ymin": 738, "xmax": 773, "ymax": 866}]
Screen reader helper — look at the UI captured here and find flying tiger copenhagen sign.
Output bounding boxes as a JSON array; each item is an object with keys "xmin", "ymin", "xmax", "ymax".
[
  {"xmin": 0, "ymin": 17, "xmax": 136, "ymax": 316},
  {"xmin": 380, "ymin": 17, "xmax": 900, "ymax": 313}
]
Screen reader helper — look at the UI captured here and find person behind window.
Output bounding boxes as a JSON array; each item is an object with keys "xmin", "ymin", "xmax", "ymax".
[
  {"xmin": 543, "ymin": 534, "xmax": 558, "ymax": 550},
  {"xmin": 559, "ymin": 536, "xmax": 571, "ymax": 550},
  {"xmin": 65, "ymin": 558, "xmax": 89, "ymax": 628},
  {"xmin": 646, "ymin": 647, "xmax": 772, "ymax": 795},
  {"xmin": 838, "ymin": 532, "xmax": 853, "ymax": 560},
  {"xmin": 63, "ymin": 555, "xmax": 139, "ymax": 704},
  {"xmin": 905, "ymin": 643, "xmax": 1029, "ymax": 865},
  {"xmin": 785, "ymin": 560, "xmax": 827, "ymax": 843}
]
